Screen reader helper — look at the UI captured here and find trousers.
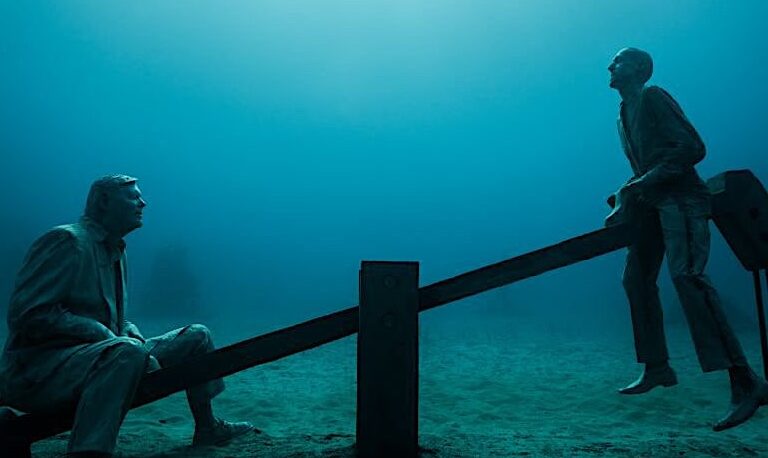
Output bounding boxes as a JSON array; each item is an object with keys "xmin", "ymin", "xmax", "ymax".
[
  {"xmin": 623, "ymin": 197, "xmax": 747, "ymax": 372},
  {"xmin": 12, "ymin": 324, "xmax": 223, "ymax": 454}
]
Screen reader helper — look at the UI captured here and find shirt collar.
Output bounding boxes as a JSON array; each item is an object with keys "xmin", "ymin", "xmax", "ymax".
[{"xmin": 80, "ymin": 216, "xmax": 126, "ymax": 252}]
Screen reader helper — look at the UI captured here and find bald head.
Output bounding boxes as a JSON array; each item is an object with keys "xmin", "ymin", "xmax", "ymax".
[
  {"xmin": 619, "ymin": 47, "xmax": 653, "ymax": 83},
  {"xmin": 608, "ymin": 47, "xmax": 654, "ymax": 91}
]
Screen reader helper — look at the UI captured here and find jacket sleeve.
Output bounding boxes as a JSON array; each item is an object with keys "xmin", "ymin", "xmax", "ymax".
[
  {"xmin": 8, "ymin": 228, "xmax": 116, "ymax": 345},
  {"xmin": 635, "ymin": 86, "xmax": 706, "ymax": 188}
]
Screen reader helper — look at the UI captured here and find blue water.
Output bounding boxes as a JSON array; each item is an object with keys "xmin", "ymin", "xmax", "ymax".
[{"xmin": 2, "ymin": 2, "xmax": 768, "ymax": 454}]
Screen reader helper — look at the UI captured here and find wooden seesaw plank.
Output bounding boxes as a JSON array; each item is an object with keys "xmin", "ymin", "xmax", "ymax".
[
  {"xmin": 418, "ymin": 223, "xmax": 633, "ymax": 311},
  {"xmin": 7, "ymin": 223, "xmax": 632, "ymax": 445}
]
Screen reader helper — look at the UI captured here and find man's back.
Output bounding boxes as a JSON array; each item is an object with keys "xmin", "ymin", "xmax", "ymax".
[
  {"xmin": 0, "ymin": 218, "xmax": 126, "ymax": 404},
  {"xmin": 617, "ymin": 85, "xmax": 709, "ymax": 203}
]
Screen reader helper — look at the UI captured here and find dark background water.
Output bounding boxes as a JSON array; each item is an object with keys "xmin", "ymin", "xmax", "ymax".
[{"xmin": 1, "ymin": 1, "xmax": 766, "ymax": 346}]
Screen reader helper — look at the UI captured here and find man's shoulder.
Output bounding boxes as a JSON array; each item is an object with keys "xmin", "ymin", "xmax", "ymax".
[
  {"xmin": 642, "ymin": 85, "xmax": 674, "ymax": 102},
  {"xmin": 48, "ymin": 222, "xmax": 89, "ymax": 240},
  {"xmin": 642, "ymin": 85, "xmax": 688, "ymax": 115},
  {"xmin": 32, "ymin": 222, "xmax": 91, "ymax": 252}
]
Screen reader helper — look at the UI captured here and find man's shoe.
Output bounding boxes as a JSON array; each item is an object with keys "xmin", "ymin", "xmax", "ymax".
[
  {"xmin": 713, "ymin": 379, "xmax": 768, "ymax": 431},
  {"xmin": 192, "ymin": 418, "xmax": 256, "ymax": 447},
  {"xmin": 618, "ymin": 366, "xmax": 678, "ymax": 395}
]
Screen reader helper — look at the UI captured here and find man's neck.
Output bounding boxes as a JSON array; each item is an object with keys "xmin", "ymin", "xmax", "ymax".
[
  {"xmin": 618, "ymin": 83, "xmax": 644, "ymax": 105},
  {"xmin": 87, "ymin": 216, "xmax": 126, "ymax": 247},
  {"xmin": 103, "ymin": 232, "xmax": 125, "ymax": 248}
]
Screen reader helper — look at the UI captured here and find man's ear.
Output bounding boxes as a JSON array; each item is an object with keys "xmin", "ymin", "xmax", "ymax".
[{"xmin": 96, "ymin": 191, "xmax": 111, "ymax": 214}]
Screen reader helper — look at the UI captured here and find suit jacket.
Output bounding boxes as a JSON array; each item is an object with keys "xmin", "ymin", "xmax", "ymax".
[
  {"xmin": 0, "ymin": 217, "xmax": 142, "ymax": 403},
  {"xmin": 617, "ymin": 85, "xmax": 711, "ymax": 207}
]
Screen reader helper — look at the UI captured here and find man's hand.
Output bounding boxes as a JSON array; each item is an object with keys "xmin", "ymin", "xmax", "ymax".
[
  {"xmin": 605, "ymin": 178, "xmax": 649, "ymax": 227},
  {"xmin": 124, "ymin": 321, "xmax": 146, "ymax": 343},
  {"xmin": 619, "ymin": 179, "xmax": 648, "ymax": 205},
  {"xmin": 126, "ymin": 331, "xmax": 145, "ymax": 344}
]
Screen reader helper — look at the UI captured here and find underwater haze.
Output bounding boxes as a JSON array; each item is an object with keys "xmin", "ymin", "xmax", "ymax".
[{"xmin": 2, "ymin": 1, "xmax": 768, "ymax": 456}]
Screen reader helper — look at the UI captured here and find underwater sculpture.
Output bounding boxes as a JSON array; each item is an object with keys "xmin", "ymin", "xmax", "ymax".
[
  {"xmin": 0, "ymin": 173, "xmax": 763, "ymax": 456},
  {"xmin": 606, "ymin": 47, "xmax": 768, "ymax": 431},
  {"xmin": 0, "ymin": 175, "xmax": 254, "ymax": 457}
]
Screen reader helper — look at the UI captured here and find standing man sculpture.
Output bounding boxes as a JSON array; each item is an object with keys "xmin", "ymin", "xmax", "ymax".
[
  {"xmin": 0, "ymin": 175, "xmax": 254, "ymax": 457},
  {"xmin": 606, "ymin": 47, "xmax": 768, "ymax": 431}
]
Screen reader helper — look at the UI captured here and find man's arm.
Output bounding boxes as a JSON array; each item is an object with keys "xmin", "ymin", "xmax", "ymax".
[
  {"xmin": 632, "ymin": 86, "xmax": 706, "ymax": 190},
  {"xmin": 38, "ymin": 308, "xmax": 117, "ymax": 344},
  {"xmin": 8, "ymin": 228, "xmax": 116, "ymax": 345}
]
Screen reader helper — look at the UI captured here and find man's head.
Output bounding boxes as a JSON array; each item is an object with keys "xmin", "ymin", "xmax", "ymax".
[
  {"xmin": 84, "ymin": 174, "xmax": 147, "ymax": 238},
  {"xmin": 608, "ymin": 47, "xmax": 653, "ymax": 90}
]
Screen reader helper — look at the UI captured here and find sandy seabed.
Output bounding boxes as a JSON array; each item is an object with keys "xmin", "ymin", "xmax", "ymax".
[{"xmin": 27, "ymin": 318, "xmax": 768, "ymax": 458}]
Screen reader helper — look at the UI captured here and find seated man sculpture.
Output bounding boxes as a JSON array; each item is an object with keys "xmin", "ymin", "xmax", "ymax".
[{"xmin": 0, "ymin": 175, "xmax": 254, "ymax": 457}]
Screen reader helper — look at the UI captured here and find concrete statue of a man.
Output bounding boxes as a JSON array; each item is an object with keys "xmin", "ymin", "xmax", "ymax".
[
  {"xmin": 606, "ymin": 47, "xmax": 768, "ymax": 431},
  {"xmin": 0, "ymin": 175, "xmax": 254, "ymax": 457}
]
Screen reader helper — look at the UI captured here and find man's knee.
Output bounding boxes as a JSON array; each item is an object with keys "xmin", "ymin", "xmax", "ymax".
[
  {"xmin": 184, "ymin": 324, "xmax": 214, "ymax": 350},
  {"xmin": 671, "ymin": 272, "xmax": 707, "ymax": 291},
  {"xmin": 622, "ymin": 270, "xmax": 656, "ymax": 294}
]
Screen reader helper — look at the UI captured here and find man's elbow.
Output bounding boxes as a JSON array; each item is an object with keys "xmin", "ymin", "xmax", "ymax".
[
  {"xmin": 668, "ymin": 140, "xmax": 705, "ymax": 165},
  {"xmin": 691, "ymin": 143, "xmax": 706, "ymax": 164}
]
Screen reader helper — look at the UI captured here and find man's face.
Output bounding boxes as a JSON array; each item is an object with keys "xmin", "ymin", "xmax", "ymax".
[
  {"xmin": 608, "ymin": 50, "xmax": 640, "ymax": 90},
  {"xmin": 103, "ymin": 183, "xmax": 147, "ymax": 236}
]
